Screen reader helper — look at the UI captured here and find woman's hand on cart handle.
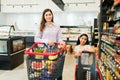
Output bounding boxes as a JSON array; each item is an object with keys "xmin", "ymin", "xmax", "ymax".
[{"xmin": 48, "ymin": 40, "xmax": 55, "ymax": 46}]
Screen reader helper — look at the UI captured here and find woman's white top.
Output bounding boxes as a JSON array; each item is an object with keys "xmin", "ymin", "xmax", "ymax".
[{"xmin": 34, "ymin": 23, "xmax": 63, "ymax": 43}]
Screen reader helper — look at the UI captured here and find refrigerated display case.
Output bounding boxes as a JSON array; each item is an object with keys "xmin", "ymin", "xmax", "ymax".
[
  {"xmin": 0, "ymin": 36, "xmax": 26, "ymax": 70},
  {"xmin": 11, "ymin": 30, "xmax": 35, "ymax": 47}
]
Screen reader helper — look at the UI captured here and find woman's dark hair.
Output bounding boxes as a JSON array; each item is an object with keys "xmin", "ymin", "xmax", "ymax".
[
  {"xmin": 76, "ymin": 34, "xmax": 89, "ymax": 45},
  {"xmin": 40, "ymin": 8, "xmax": 54, "ymax": 32}
]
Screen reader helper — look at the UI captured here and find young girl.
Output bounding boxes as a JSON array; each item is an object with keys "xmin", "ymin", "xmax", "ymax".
[
  {"xmin": 74, "ymin": 34, "xmax": 95, "ymax": 64},
  {"xmin": 74, "ymin": 34, "xmax": 95, "ymax": 80}
]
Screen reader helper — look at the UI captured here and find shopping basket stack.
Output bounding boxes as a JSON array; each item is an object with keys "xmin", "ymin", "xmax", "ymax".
[
  {"xmin": 25, "ymin": 42, "xmax": 66, "ymax": 80},
  {"xmin": 75, "ymin": 51, "xmax": 96, "ymax": 80}
]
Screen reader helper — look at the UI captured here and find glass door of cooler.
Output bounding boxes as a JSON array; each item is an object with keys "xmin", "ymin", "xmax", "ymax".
[
  {"xmin": 0, "ymin": 40, "xmax": 7, "ymax": 55},
  {"xmin": 12, "ymin": 38, "xmax": 25, "ymax": 53}
]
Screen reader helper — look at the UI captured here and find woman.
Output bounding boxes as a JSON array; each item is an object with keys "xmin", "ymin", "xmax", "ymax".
[
  {"xmin": 34, "ymin": 8, "xmax": 64, "ymax": 80},
  {"xmin": 34, "ymin": 8, "xmax": 64, "ymax": 46}
]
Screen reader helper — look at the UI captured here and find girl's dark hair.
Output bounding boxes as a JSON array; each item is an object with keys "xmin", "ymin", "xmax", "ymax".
[
  {"xmin": 40, "ymin": 8, "xmax": 54, "ymax": 32},
  {"xmin": 76, "ymin": 34, "xmax": 89, "ymax": 45}
]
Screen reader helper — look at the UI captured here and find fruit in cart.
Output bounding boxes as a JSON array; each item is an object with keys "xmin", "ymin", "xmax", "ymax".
[
  {"xmin": 34, "ymin": 72, "xmax": 40, "ymax": 77},
  {"xmin": 34, "ymin": 49, "xmax": 44, "ymax": 59},
  {"xmin": 34, "ymin": 49, "xmax": 43, "ymax": 53},
  {"xmin": 48, "ymin": 65, "xmax": 52, "ymax": 73},
  {"xmin": 46, "ymin": 60, "xmax": 52, "ymax": 66},
  {"xmin": 35, "ymin": 55, "xmax": 43, "ymax": 59},
  {"xmin": 48, "ymin": 55, "xmax": 58, "ymax": 60},
  {"xmin": 29, "ymin": 73, "xmax": 34, "ymax": 79},
  {"xmin": 41, "ymin": 70, "xmax": 51, "ymax": 78},
  {"xmin": 32, "ymin": 61, "xmax": 43, "ymax": 70}
]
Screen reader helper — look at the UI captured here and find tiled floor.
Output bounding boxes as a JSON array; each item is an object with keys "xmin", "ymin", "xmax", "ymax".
[{"xmin": 0, "ymin": 54, "xmax": 76, "ymax": 80}]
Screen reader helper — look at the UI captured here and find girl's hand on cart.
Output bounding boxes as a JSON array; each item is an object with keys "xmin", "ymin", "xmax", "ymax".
[
  {"xmin": 83, "ymin": 48, "xmax": 88, "ymax": 52},
  {"xmin": 75, "ymin": 50, "xmax": 82, "ymax": 57},
  {"xmin": 78, "ymin": 50, "xmax": 83, "ymax": 56}
]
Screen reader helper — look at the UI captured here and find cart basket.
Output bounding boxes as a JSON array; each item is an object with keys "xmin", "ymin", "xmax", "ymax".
[{"xmin": 24, "ymin": 42, "xmax": 66, "ymax": 80}]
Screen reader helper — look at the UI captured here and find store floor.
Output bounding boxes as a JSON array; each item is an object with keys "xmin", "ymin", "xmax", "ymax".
[{"xmin": 0, "ymin": 54, "xmax": 76, "ymax": 80}]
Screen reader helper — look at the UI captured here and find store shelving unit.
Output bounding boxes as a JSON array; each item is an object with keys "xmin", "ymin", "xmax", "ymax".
[
  {"xmin": 97, "ymin": 0, "xmax": 120, "ymax": 80},
  {"xmin": 0, "ymin": 37, "xmax": 26, "ymax": 70},
  {"xmin": 60, "ymin": 26, "xmax": 92, "ymax": 45},
  {"xmin": 92, "ymin": 18, "xmax": 99, "ymax": 47}
]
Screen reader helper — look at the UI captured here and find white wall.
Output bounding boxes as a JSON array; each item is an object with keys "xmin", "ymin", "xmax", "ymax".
[
  {"xmin": 1, "ymin": 0, "xmax": 100, "ymax": 13},
  {"xmin": 5, "ymin": 13, "xmax": 41, "ymax": 30},
  {"xmin": 64, "ymin": 1, "xmax": 100, "ymax": 12},
  {"xmin": 4, "ymin": 12, "xmax": 98, "ymax": 31},
  {"xmin": 0, "ymin": 13, "xmax": 6, "ymax": 25},
  {"xmin": 54, "ymin": 12, "xmax": 98, "ymax": 26}
]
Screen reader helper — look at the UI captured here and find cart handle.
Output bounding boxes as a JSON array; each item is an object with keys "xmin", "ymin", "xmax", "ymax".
[{"xmin": 25, "ymin": 42, "xmax": 66, "ymax": 56}]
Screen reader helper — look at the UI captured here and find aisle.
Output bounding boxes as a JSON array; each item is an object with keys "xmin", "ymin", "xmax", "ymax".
[
  {"xmin": 0, "ymin": 54, "xmax": 76, "ymax": 80},
  {"xmin": 63, "ymin": 54, "xmax": 76, "ymax": 80},
  {"xmin": 0, "ymin": 57, "xmax": 27, "ymax": 80}
]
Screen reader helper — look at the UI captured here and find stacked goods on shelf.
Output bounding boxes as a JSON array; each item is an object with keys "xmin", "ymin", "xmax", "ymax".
[
  {"xmin": 97, "ymin": 0, "xmax": 120, "ymax": 80},
  {"xmin": 92, "ymin": 18, "xmax": 99, "ymax": 47},
  {"xmin": 61, "ymin": 26, "xmax": 92, "ymax": 54},
  {"xmin": 60, "ymin": 26, "xmax": 92, "ymax": 44}
]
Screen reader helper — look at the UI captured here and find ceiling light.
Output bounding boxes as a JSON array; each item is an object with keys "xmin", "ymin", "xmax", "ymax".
[{"xmin": 13, "ymin": 5, "xmax": 14, "ymax": 8}]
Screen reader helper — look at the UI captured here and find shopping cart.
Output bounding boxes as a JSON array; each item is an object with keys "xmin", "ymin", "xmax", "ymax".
[
  {"xmin": 25, "ymin": 42, "xmax": 66, "ymax": 80},
  {"xmin": 74, "ymin": 51, "xmax": 96, "ymax": 80}
]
